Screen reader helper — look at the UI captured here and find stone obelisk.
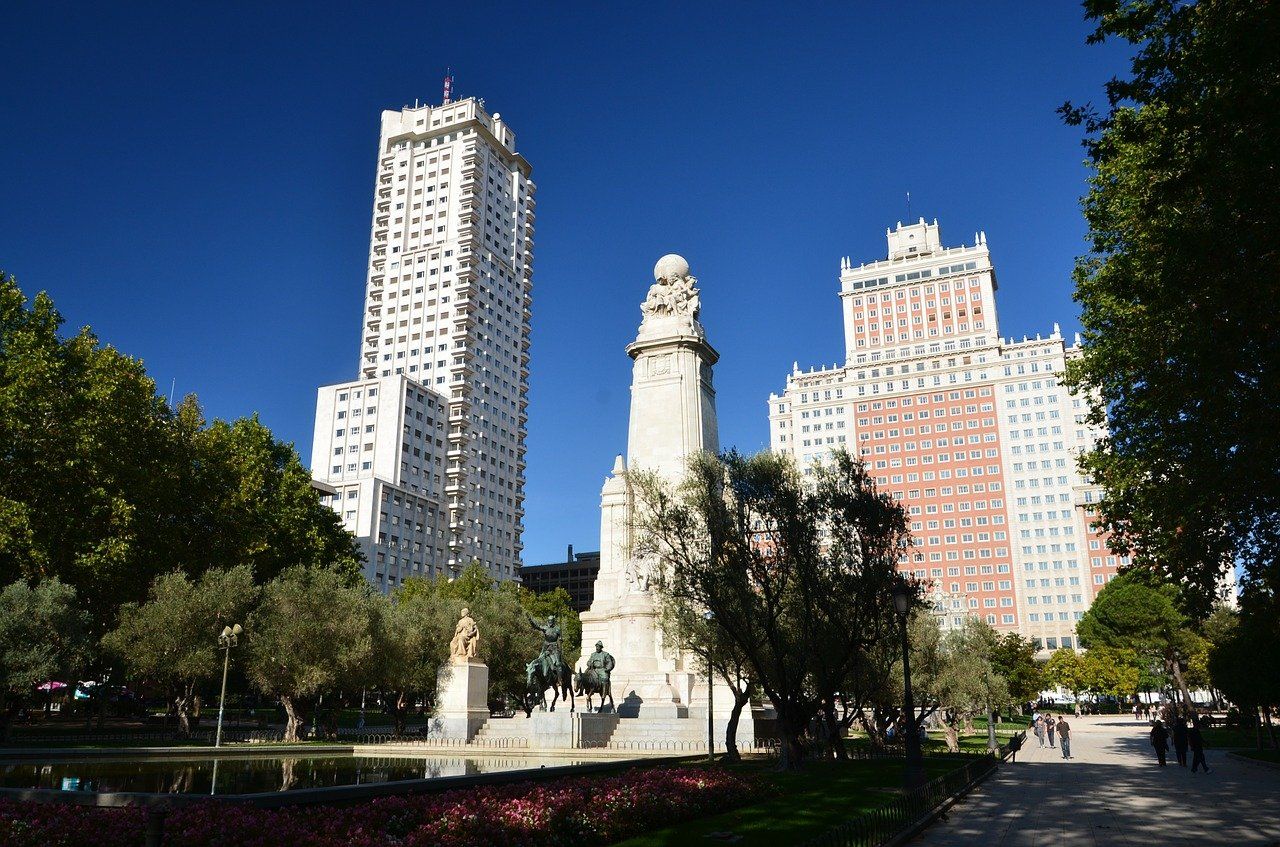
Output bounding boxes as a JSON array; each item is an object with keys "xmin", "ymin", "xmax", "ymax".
[{"xmin": 579, "ymin": 254, "xmax": 719, "ymax": 717}]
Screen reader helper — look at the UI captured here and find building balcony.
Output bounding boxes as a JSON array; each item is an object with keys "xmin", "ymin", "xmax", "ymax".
[
  {"xmin": 366, "ymin": 318, "xmax": 381, "ymax": 331},
  {"xmin": 446, "ymin": 447, "xmax": 465, "ymax": 462},
  {"xmin": 445, "ymin": 482, "xmax": 466, "ymax": 497}
]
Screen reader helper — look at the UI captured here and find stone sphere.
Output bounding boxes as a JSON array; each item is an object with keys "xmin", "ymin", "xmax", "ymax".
[{"xmin": 654, "ymin": 253, "xmax": 690, "ymax": 281}]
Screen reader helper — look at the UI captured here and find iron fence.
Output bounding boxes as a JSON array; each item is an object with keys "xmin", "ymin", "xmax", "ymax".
[{"xmin": 800, "ymin": 755, "xmax": 998, "ymax": 847}]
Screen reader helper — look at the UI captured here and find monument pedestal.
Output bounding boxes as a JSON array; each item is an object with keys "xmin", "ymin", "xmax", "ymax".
[{"xmin": 430, "ymin": 660, "xmax": 489, "ymax": 741}]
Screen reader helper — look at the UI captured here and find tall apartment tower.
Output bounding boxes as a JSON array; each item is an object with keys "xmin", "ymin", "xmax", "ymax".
[
  {"xmin": 768, "ymin": 219, "xmax": 1122, "ymax": 652},
  {"xmin": 311, "ymin": 96, "xmax": 534, "ymax": 591}
]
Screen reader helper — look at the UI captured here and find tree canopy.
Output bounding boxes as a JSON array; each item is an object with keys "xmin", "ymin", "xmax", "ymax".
[
  {"xmin": 1061, "ymin": 0, "xmax": 1280, "ymax": 615},
  {"xmin": 0, "ymin": 578, "xmax": 90, "ymax": 739},
  {"xmin": 0, "ymin": 272, "xmax": 362, "ymax": 638},
  {"xmin": 634, "ymin": 448, "xmax": 909, "ymax": 769},
  {"xmin": 1077, "ymin": 571, "xmax": 1198, "ymax": 708},
  {"xmin": 103, "ymin": 565, "xmax": 258, "ymax": 734}
]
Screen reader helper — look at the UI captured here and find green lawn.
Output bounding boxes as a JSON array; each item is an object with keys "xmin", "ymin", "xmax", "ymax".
[
  {"xmin": 1199, "ymin": 726, "xmax": 1277, "ymax": 749},
  {"xmin": 612, "ymin": 756, "xmax": 968, "ymax": 847},
  {"xmin": 1235, "ymin": 749, "xmax": 1280, "ymax": 763}
]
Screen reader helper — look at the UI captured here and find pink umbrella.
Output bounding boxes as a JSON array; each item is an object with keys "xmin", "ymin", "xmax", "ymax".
[{"xmin": 36, "ymin": 681, "xmax": 67, "ymax": 691}]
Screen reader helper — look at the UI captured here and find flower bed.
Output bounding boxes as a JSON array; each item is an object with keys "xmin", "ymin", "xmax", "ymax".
[{"xmin": 1, "ymin": 765, "xmax": 763, "ymax": 847}]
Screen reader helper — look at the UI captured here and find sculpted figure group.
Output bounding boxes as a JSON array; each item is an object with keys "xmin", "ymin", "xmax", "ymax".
[
  {"xmin": 443, "ymin": 609, "xmax": 615, "ymax": 715},
  {"xmin": 640, "ymin": 267, "xmax": 700, "ymax": 322}
]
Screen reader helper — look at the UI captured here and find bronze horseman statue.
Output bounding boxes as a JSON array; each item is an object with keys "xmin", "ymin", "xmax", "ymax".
[
  {"xmin": 524, "ymin": 613, "xmax": 573, "ymax": 713},
  {"xmin": 575, "ymin": 640, "xmax": 615, "ymax": 713}
]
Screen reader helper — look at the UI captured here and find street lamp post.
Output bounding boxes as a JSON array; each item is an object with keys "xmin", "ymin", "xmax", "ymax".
[
  {"xmin": 214, "ymin": 623, "xmax": 242, "ymax": 748},
  {"xmin": 703, "ymin": 609, "xmax": 715, "ymax": 764},
  {"xmin": 891, "ymin": 579, "xmax": 926, "ymax": 790}
]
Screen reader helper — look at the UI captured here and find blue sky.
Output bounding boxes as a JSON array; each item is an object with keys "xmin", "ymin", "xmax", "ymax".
[{"xmin": 1, "ymin": 2, "xmax": 1127, "ymax": 567}]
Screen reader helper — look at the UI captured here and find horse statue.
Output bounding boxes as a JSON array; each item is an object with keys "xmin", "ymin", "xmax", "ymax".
[
  {"xmin": 574, "ymin": 641, "xmax": 616, "ymax": 713},
  {"xmin": 574, "ymin": 669, "xmax": 614, "ymax": 713},
  {"xmin": 524, "ymin": 658, "xmax": 574, "ymax": 714}
]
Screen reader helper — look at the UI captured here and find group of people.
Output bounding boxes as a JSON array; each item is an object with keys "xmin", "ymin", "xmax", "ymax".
[
  {"xmin": 1029, "ymin": 711, "xmax": 1073, "ymax": 759},
  {"xmin": 1132, "ymin": 702, "xmax": 1159, "ymax": 721},
  {"xmin": 1150, "ymin": 715, "xmax": 1211, "ymax": 773}
]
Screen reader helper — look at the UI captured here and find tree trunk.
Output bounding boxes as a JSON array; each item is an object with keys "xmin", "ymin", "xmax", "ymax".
[
  {"xmin": 776, "ymin": 711, "xmax": 807, "ymax": 771},
  {"xmin": 1265, "ymin": 705, "xmax": 1278, "ymax": 751},
  {"xmin": 280, "ymin": 696, "xmax": 306, "ymax": 742},
  {"xmin": 858, "ymin": 711, "xmax": 885, "ymax": 751},
  {"xmin": 944, "ymin": 722, "xmax": 960, "ymax": 753},
  {"xmin": 1168, "ymin": 657, "xmax": 1194, "ymax": 717},
  {"xmin": 722, "ymin": 690, "xmax": 749, "ymax": 763},
  {"xmin": 821, "ymin": 700, "xmax": 847, "ymax": 760}
]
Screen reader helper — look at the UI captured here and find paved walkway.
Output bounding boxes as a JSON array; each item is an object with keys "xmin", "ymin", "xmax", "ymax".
[{"xmin": 911, "ymin": 715, "xmax": 1280, "ymax": 846}]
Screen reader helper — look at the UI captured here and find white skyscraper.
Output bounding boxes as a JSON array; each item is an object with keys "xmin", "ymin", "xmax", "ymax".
[{"xmin": 311, "ymin": 92, "xmax": 534, "ymax": 591}]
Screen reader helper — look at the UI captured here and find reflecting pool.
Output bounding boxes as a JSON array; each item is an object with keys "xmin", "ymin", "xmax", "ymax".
[{"xmin": 0, "ymin": 754, "xmax": 588, "ymax": 795}]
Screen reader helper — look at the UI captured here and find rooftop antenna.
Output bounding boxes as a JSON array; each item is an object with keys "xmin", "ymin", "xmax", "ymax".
[
  {"xmin": 442, "ymin": 67, "xmax": 455, "ymax": 105},
  {"xmin": 906, "ymin": 191, "xmax": 911, "ymax": 221}
]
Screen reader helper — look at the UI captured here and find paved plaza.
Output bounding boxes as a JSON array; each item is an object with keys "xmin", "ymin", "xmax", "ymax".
[{"xmin": 912, "ymin": 716, "xmax": 1280, "ymax": 846}]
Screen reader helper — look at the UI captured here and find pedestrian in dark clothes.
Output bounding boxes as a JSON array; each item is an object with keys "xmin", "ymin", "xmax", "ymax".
[
  {"xmin": 1189, "ymin": 717, "xmax": 1211, "ymax": 773},
  {"xmin": 1151, "ymin": 719, "xmax": 1169, "ymax": 767},
  {"xmin": 1046, "ymin": 714, "xmax": 1056, "ymax": 748},
  {"xmin": 1008, "ymin": 731, "xmax": 1023, "ymax": 763},
  {"xmin": 1172, "ymin": 716, "xmax": 1189, "ymax": 767}
]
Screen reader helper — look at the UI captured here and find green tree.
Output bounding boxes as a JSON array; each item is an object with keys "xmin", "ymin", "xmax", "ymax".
[
  {"xmin": 1208, "ymin": 609, "xmax": 1280, "ymax": 750},
  {"xmin": 1044, "ymin": 649, "xmax": 1090, "ymax": 711},
  {"xmin": 0, "ymin": 578, "xmax": 91, "ymax": 740},
  {"xmin": 633, "ymin": 448, "xmax": 908, "ymax": 770},
  {"xmin": 245, "ymin": 567, "xmax": 374, "ymax": 741},
  {"xmin": 929, "ymin": 618, "xmax": 1010, "ymax": 752},
  {"xmin": 0, "ymin": 274, "xmax": 181, "ymax": 635},
  {"xmin": 182, "ymin": 412, "xmax": 363, "ymax": 586},
  {"xmin": 1060, "ymin": 0, "xmax": 1280, "ymax": 615},
  {"xmin": 990, "ymin": 633, "xmax": 1046, "ymax": 710},
  {"xmin": 1081, "ymin": 647, "xmax": 1140, "ymax": 703},
  {"xmin": 103, "ymin": 566, "xmax": 258, "ymax": 735},
  {"xmin": 360, "ymin": 587, "xmax": 449, "ymax": 735},
  {"xmin": 654, "ymin": 589, "xmax": 756, "ymax": 762},
  {"xmin": 1076, "ymin": 571, "xmax": 1198, "ymax": 711},
  {"xmin": 0, "ymin": 274, "xmax": 362, "ymax": 641}
]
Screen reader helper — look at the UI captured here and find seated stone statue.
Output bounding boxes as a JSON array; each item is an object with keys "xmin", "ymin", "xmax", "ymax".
[{"xmin": 449, "ymin": 607, "xmax": 479, "ymax": 662}]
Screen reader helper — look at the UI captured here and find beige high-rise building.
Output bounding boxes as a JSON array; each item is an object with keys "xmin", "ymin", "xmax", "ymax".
[
  {"xmin": 769, "ymin": 219, "xmax": 1124, "ymax": 652},
  {"xmin": 311, "ymin": 94, "xmax": 534, "ymax": 591}
]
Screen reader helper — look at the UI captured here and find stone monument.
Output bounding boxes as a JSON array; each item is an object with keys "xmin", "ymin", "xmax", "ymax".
[
  {"xmin": 578, "ymin": 255, "xmax": 750, "ymax": 746},
  {"xmin": 432, "ymin": 607, "xmax": 489, "ymax": 740}
]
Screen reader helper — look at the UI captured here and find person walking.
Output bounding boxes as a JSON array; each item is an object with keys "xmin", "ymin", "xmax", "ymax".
[
  {"xmin": 1189, "ymin": 717, "xmax": 1211, "ymax": 773},
  {"xmin": 1057, "ymin": 716, "xmax": 1072, "ymax": 759},
  {"xmin": 1134, "ymin": 703, "xmax": 1142, "ymax": 721},
  {"xmin": 1151, "ymin": 719, "xmax": 1169, "ymax": 767},
  {"xmin": 1033, "ymin": 713, "xmax": 1045, "ymax": 747},
  {"xmin": 1046, "ymin": 714, "xmax": 1057, "ymax": 748},
  {"xmin": 1172, "ymin": 716, "xmax": 1189, "ymax": 767}
]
